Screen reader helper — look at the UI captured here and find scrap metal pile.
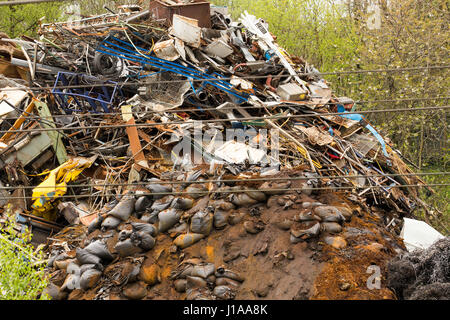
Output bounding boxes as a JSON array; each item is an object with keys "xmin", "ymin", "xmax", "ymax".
[{"xmin": 0, "ymin": 1, "xmax": 435, "ymax": 300}]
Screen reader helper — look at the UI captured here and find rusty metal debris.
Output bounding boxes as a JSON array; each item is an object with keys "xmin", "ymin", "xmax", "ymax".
[{"xmin": 0, "ymin": 2, "xmax": 443, "ymax": 301}]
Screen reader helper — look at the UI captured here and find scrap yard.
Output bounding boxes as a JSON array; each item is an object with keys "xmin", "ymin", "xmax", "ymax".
[{"xmin": 0, "ymin": 0, "xmax": 448, "ymax": 301}]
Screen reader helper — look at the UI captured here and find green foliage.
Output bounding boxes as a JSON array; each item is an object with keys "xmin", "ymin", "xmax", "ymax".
[
  {"xmin": 350, "ymin": 0, "xmax": 449, "ymax": 171},
  {"xmin": 214, "ymin": 0, "xmax": 361, "ymax": 72},
  {"xmin": 0, "ymin": 3, "xmax": 62, "ymax": 38},
  {"xmin": 419, "ymin": 168, "xmax": 450, "ymax": 234},
  {"xmin": 0, "ymin": 219, "xmax": 49, "ymax": 300}
]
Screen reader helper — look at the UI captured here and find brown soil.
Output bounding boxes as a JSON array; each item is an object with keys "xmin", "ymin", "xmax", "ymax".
[{"xmin": 311, "ymin": 194, "xmax": 404, "ymax": 299}]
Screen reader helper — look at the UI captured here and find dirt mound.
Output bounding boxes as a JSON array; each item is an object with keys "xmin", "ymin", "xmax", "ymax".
[
  {"xmin": 311, "ymin": 194, "xmax": 404, "ymax": 300},
  {"xmin": 44, "ymin": 177, "xmax": 404, "ymax": 300}
]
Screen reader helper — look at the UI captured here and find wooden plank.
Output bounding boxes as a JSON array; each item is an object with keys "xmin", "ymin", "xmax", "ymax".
[{"xmin": 125, "ymin": 117, "xmax": 149, "ymax": 170}]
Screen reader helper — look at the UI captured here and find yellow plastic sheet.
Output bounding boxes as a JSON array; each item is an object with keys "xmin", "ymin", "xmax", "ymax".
[{"xmin": 31, "ymin": 156, "xmax": 96, "ymax": 221}]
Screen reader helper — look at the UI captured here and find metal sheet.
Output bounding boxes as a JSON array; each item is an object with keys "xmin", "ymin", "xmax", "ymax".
[
  {"xmin": 5, "ymin": 132, "xmax": 52, "ymax": 167},
  {"xmin": 149, "ymin": 0, "xmax": 211, "ymax": 28}
]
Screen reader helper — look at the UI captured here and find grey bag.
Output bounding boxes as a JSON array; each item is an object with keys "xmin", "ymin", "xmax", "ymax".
[
  {"xmin": 84, "ymin": 240, "xmax": 114, "ymax": 261},
  {"xmin": 190, "ymin": 211, "xmax": 213, "ymax": 235},
  {"xmin": 131, "ymin": 222, "xmax": 157, "ymax": 237},
  {"xmin": 80, "ymin": 269, "xmax": 102, "ymax": 291},
  {"xmin": 108, "ymin": 195, "xmax": 135, "ymax": 221},
  {"xmin": 76, "ymin": 247, "xmax": 101, "ymax": 266},
  {"xmin": 158, "ymin": 208, "xmax": 180, "ymax": 233}
]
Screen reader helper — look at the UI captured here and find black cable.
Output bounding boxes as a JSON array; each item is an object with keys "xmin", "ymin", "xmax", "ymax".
[
  {"xmin": 0, "ymin": 172, "xmax": 447, "ymax": 191},
  {"xmin": 0, "ymin": 183, "xmax": 448, "ymax": 201},
  {"xmin": 0, "ymin": 96, "xmax": 448, "ymax": 121},
  {"xmin": 0, "ymin": 105, "xmax": 448, "ymax": 134},
  {"xmin": 0, "ymin": 65, "xmax": 449, "ymax": 92}
]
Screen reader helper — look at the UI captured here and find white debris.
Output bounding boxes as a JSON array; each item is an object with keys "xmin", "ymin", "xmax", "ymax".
[
  {"xmin": 400, "ymin": 217, "xmax": 445, "ymax": 252},
  {"xmin": 214, "ymin": 140, "xmax": 267, "ymax": 164}
]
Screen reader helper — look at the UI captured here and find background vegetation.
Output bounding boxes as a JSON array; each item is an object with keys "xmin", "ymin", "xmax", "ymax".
[
  {"xmin": 0, "ymin": 0, "xmax": 448, "ymax": 232},
  {"xmin": 0, "ymin": 219, "xmax": 49, "ymax": 299}
]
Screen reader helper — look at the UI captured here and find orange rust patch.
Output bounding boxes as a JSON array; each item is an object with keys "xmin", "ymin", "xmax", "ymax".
[
  {"xmin": 205, "ymin": 245, "xmax": 215, "ymax": 262},
  {"xmin": 139, "ymin": 263, "xmax": 161, "ymax": 285},
  {"xmin": 161, "ymin": 265, "xmax": 172, "ymax": 280},
  {"xmin": 312, "ymin": 214, "xmax": 402, "ymax": 300}
]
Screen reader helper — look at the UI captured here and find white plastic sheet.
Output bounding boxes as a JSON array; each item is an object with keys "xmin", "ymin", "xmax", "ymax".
[
  {"xmin": 400, "ymin": 217, "xmax": 445, "ymax": 252},
  {"xmin": 214, "ymin": 140, "xmax": 267, "ymax": 164}
]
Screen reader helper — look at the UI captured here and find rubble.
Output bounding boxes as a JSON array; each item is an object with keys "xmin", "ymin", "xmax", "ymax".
[{"xmin": 0, "ymin": 2, "xmax": 444, "ymax": 300}]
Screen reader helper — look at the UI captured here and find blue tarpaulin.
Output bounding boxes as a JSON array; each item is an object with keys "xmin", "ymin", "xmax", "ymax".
[{"xmin": 337, "ymin": 105, "xmax": 390, "ymax": 162}]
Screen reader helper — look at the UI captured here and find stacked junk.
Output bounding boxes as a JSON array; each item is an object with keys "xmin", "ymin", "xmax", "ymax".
[{"xmin": 0, "ymin": 1, "xmax": 443, "ymax": 300}]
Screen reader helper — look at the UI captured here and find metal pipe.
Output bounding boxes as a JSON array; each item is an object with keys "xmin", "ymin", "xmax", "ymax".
[
  {"xmin": 124, "ymin": 9, "xmax": 149, "ymax": 23},
  {"xmin": 11, "ymin": 58, "xmax": 68, "ymax": 74}
]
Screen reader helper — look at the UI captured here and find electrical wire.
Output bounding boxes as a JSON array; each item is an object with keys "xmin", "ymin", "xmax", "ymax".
[
  {"xmin": 0, "ymin": 172, "xmax": 447, "ymax": 191},
  {"xmin": 0, "ymin": 183, "xmax": 448, "ymax": 201},
  {"xmin": 0, "ymin": 105, "xmax": 448, "ymax": 134},
  {"xmin": 1, "ymin": 65, "xmax": 449, "ymax": 92},
  {"xmin": 0, "ymin": 96, "xmax": 448, "ymax": 121}
]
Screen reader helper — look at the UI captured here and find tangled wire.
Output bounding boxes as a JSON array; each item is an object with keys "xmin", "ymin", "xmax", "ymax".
[{"xmin": 387, "ymin": 237, "xmax": 450, "ymax": 300}]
